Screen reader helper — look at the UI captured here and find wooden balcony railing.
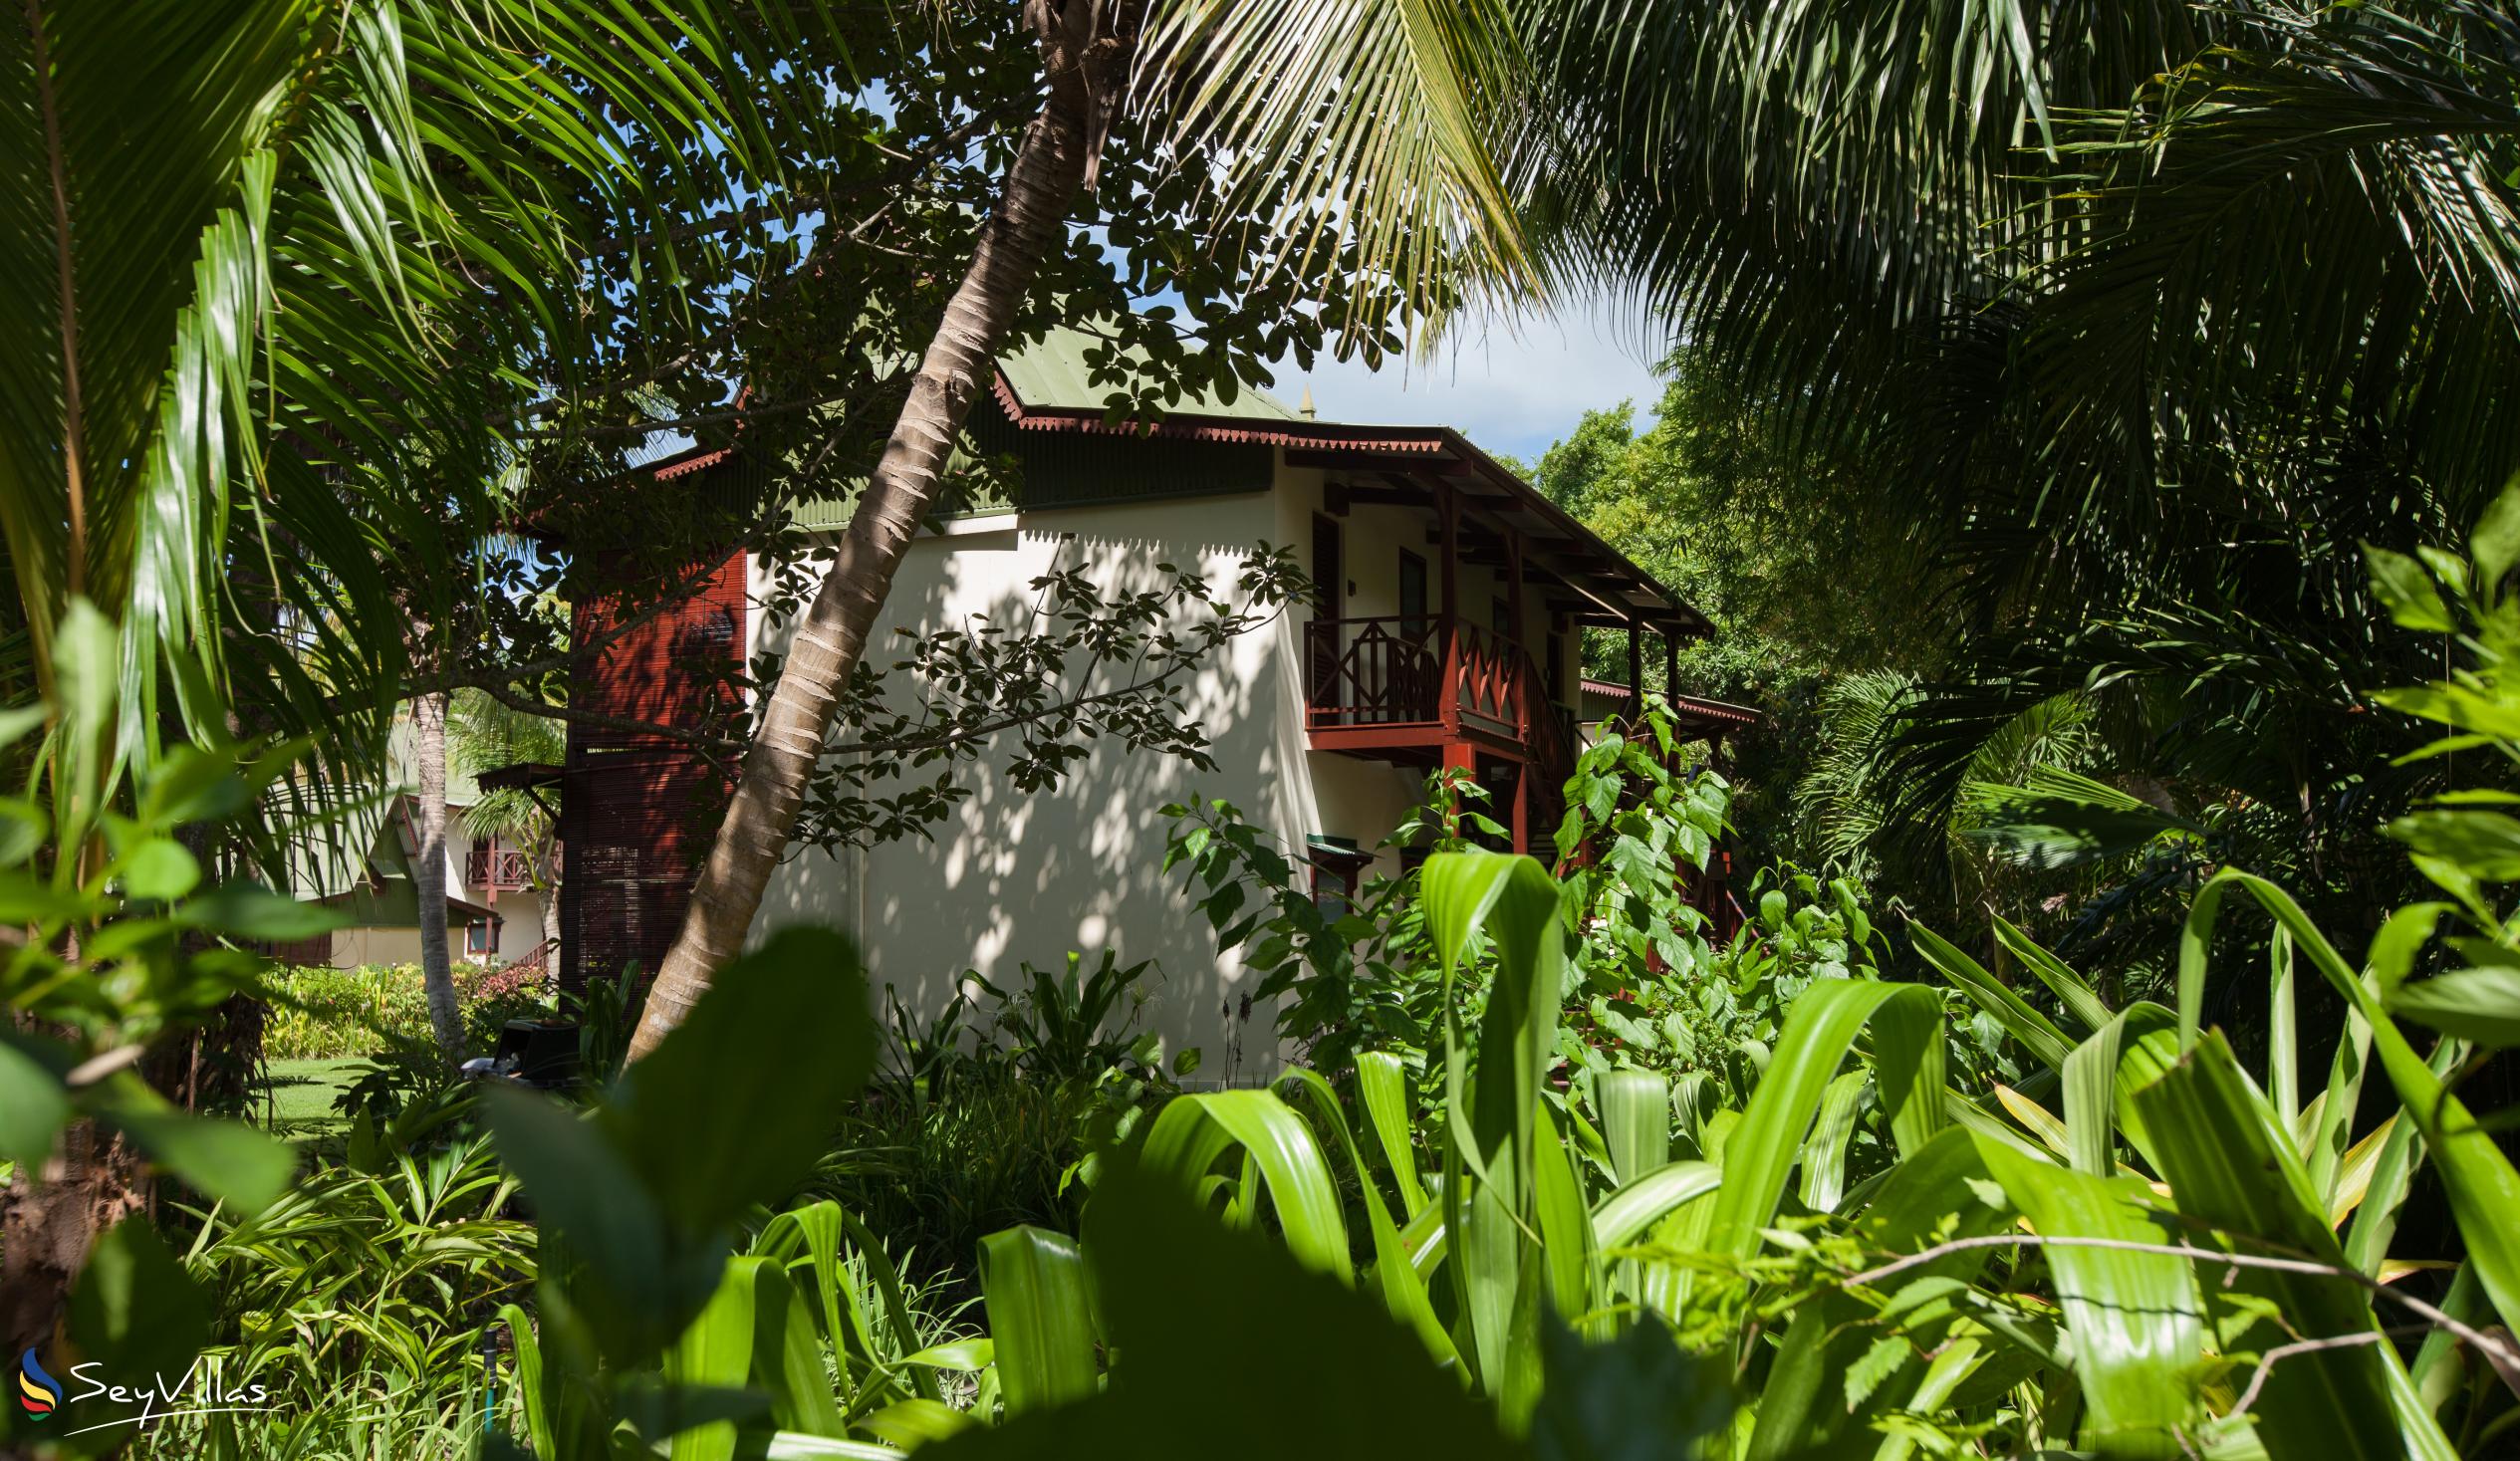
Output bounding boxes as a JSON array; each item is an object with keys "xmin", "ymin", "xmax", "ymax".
[
  {"xmin": 466, "ymin": 846, "xmax": 544, "ymax": 891},
  {"xmin": 1307, "ymin": 613, "xmax": 1444, "ymax": 727},
  {"xmin": 1307, "ymin": 612, "xmax": 1575, "ymax": 776},
  {"xmin": 1306, "ymin": 613, "xmax": 1535, "ymax": 735}
]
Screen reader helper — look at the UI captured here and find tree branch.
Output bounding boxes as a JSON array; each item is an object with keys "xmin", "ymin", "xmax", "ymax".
[
  {"xmin": 1843, "ymin": 1234, "xmax": 2520, "ymax": 1394},
  {"xmin": 2228, "ymin": 1328, "xmax": 2420, "ymax": 1419},
  {"xmin": 823, "ymin": 608, "xmax": 1286, "ymax": 760},
  {"xmin": 463, "ymin": 675, "xmax": 742, "ymax": 754}
]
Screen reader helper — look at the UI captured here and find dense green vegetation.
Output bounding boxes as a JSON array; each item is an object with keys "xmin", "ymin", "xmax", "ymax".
[
  {"xmin": 6, "ymin": 0, "xmax": 2518, "ymax": 1458},
  {"xmin": 260, "ymin": 964, "xmax": 551, "ymax": 1063}
]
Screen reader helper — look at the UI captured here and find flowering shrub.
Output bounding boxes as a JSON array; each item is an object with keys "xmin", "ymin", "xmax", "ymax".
[{"xmin": 263, "ymin": 962, "xmax": 554, "ymax": 1059}]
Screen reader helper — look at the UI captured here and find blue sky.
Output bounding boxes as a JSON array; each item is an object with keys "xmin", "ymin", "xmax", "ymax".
[{"xmin": 1269, "ymin": 300, "xmax": 1670, "ymax": 465}]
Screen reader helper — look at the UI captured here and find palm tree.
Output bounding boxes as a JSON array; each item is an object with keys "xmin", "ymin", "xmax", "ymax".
[
  {"xmin": 0, "ymin": 0, "xmax": 823, "ymax": 1358},
  {"xmin": 622, "ymin": 0, "xmax": 1530, "ymax": 1056}
]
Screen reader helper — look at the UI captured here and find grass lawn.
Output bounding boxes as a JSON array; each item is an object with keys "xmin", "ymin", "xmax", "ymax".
[{"xmin": 264, "ymin": 1057, "xmax": 372, "ymax": 1126}]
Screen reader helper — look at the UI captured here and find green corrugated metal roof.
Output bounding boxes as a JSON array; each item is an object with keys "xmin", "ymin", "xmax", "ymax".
[
  {"xmin": 782, "ymin": 326, "xmax": 1302, "ymax": 531},
  {"xmin": 997, "ymin": 327, "xmax": 1302, "ymax": 421}
]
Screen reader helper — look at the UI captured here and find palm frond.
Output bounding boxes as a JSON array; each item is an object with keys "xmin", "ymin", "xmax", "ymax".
[{"xmin": 1136, "ymin": 0, "xmax": 1536, "ymax": 350}]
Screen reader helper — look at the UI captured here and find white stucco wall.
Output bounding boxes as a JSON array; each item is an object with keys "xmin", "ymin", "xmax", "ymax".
[
  {"xmin": 744, "ymin": 455, "xmax": 1579, "ymax": 1079},
  {"xmin": 751, "ymin": 480, "xmax": 1405, "ymax": 1081}
]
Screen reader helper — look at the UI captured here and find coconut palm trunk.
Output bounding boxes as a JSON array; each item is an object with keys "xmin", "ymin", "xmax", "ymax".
[
  {"xmin": 626, "ymin": 0, "xmax": 1135, "ymax": 1059},
  {"xmin": 539, "ymin": 856, "xmax": 564, "ymax": 986},
  {"xmin": 411, "ymin": 690, "xmax": 466, "ymax": 1057}
]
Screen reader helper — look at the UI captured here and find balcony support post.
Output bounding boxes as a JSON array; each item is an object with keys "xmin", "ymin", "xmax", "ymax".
[
  {"xmin": 1665, "ymin": 630, "xmax": 1679, "ymax": 707},
  {"xmin": 1510, "ymin": 762, "xmax": 1529, "ymax": 855}
]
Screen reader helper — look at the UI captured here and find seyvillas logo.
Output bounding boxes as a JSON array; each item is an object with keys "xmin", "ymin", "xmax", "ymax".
[
  {"xmin": 12, "ymin": 1353, "xmax": 271, "ymax": 1437},
  {"xmin": 17, "ymin": 1350, "xmax": 62, "ymax": 1420}
]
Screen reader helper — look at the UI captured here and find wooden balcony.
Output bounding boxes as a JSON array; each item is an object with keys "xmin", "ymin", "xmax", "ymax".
[
  {"xmin": 1306, "ymin": 614, "xmax": 1575, "ymax": 768},
  {"xmin": 466, "ymin": 846, "xmax": 546, "ymax": 891}
]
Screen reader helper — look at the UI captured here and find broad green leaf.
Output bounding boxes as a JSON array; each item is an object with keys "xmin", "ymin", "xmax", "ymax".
[
  {"xmin": 2186, "ymin": 872, "xmax": 2520, "ymax": 1353},
  {"xmin": 1530, "ymin": 1312, "xmax": 1731, "ymax": 1461},
  {"xmin": 856, "ymin": 1399, "xmax": 971, "ymax": 1449},
  {"xmin": 1140, "ymin": 1089, "xmax": 1350, "ymax": 1278},
  {"xmin": 68, "ymin": 1218, "xmax": 212, "ymax": 1394},
  {"xmin": 1991, "ymin": 1083, "xmax": 2070, "ymax": 1161},
  {"xmin": 1598, "ymin": 1067, "xmax": 1671, "ymax": 1185},
  {"xmin": 1054, "ymin": 1164, "xmax": 1519, "ymax": 1459},
  {"xmin": 2386, "ymin": 810, "xmax": 2520, "ymax": 881},
  {"xmin": 1421, "ymin": 850, "xmax": 1568, "ymax": 1387},
  {"xmin": 2134, "ymin": 1033, "xmax": 2448, "ymax": 1460},
  {"xmin": 1874, "ymin": 1338, "xmax": 1984, "ymax": 1461},
  {"xmin": 2472, "ymin": 475, "xmax": 2520, "ymax": 589},
  {"xmin": 486, "ymin": 1084, "xmax": 720, "ymax": 1366},
  {"xmin": 1991, "ymin": 917, "xmax": 2110, "ymax": 1032},
  {"xmin": 1910, "ymin": 923, "xmax": 2074, "ymax": 1070},
  {"xmin": 2365, "ymin": 545, "xmax": 2454, "ymax": 631},
  {"xmin": 2063, "ymin": 1017, "xmax": 2127, "ymax": 1176},
  {"xmin": 976, "ymin": 1226, "xmax": 1098, "ymax": 1415},
  {"xmin": 1708, "ymin": 979, "xmax": 1941, "ymax": 1261},
  {"xmin": 85, "ymin": 1071, "xmax": 292, "ymax": 1211},
  {"xmin": 2345, "ymin": 1040, "xmax": 2466, "ymax": 1276},
  {"xmin": 0, "ymin": 1033, "xmax": 70, "ymax": 1174},
  {"xmin": 2268, "ymin": 925, "xmax": 2300, "ymax": 1125},
  {"xmin": 1592, "ymin": 1160, "xmax": 1721, "ymax": 1250},
  {"xmin": 1533, "ymin": 1107, "xmax": 1599, "ymax": 1334},
  {"xmin": 606, "ymin": 927, "xmax": 878, "ymax": 1236},
  {"xmin": 115, "ymin": 837, "xmax": 200, "ymax": 901},
  {"xmin": 666, "ymin": 1257, "xmax": 763, "ymax": 1461},
  {"xmin": 51, "ymin": 602, "xmax": 120, "ymax": 844},
  {"xmin": 1799, "ymin": 1070, "xmax": 1869, "ymax": 1209},
  {"xmin": 760, "ymin": 1435, "xmax": 923, "ymax": 1460},
  {"xmin": 1975, "ymin": 1136, "xmax": 2201, "ymax": 1458},
  {"xmin": 899, "ymin": 1339, "xmax": 994, "ymax": 1371},
  {"xmin": 1358, "ymin": 1051, "xmax": 1429, "ymax": 1217},
  {"xmin": 1753, "ymin": 1128, "xmax": 2012, "ymax": 1461},
  {"xmin": 1276, "ymin": 1067, "xmax": 1460, "ymax": 1369},
  {"xmin": 2390, "ymin": 966, "xmax": 2520, "ymax": 1047},
  {"xmin": 0, "ymin": 798, "xmax": 46, "ymax": 867},
  {"xmin": 2372, "ymin": 683, "xmax": 2520, "ymax": 740},
  {"xmin": 498, "ymin": 1303, "xmax": 552, "ymax": 1460}
]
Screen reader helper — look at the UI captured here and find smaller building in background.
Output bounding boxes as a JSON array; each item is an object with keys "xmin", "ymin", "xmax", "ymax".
[{"xmin": 279, "ymin": 723, "xmax": 555, "ymax": 971}]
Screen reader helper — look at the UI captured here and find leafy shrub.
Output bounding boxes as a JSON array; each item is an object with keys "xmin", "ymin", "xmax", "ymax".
[
  {"xmin": 261, "ymin": 961, "xmax": 553, "ymax": 1060},
  {"xmin": 805, "ymin": 952, "xmax": 1187, "ymax": 1284}
]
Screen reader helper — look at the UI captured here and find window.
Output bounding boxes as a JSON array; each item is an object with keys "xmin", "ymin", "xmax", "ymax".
[
  {"xmin": 675, "ymin": 605, "xmax": 737, "ymax": 656},
  {"xmin": 1306, "ymin": 839, "xmax": 1374, "ymax": 920},
  {"xmin": 1309, "ymin": 862, "xmax": 1356, "ymax": 919},
  {"xmin": 1310, "ymin": 513, "xmax": 1345, "ymax": 615},
  {"xmin": 1546, "ymin": 629, "xmax": 1565, "ymax": 702},
  {"xmin": 466, "ymin": 917, "xmax": 500, "ymax": 957},
  {"xmin": 1491, "ymin": 597, "xmax": 1510, "ymax": 640},
  {"xmin": 1397, "ymin": 550, "xmax": 1428, "ymax": 632}
]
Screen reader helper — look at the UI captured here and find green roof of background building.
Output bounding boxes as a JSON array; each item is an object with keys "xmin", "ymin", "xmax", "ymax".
[{"xmin": 996, "ymin": 326, "xmax": 1305, "ymax": 422}]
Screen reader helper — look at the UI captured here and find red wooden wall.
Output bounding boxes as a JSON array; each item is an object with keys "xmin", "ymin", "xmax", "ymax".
[{"xmin": 560, "ymin": 549, "xmax": 749, "ymax": 992}]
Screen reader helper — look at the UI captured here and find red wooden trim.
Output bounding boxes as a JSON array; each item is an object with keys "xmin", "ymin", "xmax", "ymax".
[{"xmin": 1308, "ymin": 722, "xmax": 1452, "ymax": 751}]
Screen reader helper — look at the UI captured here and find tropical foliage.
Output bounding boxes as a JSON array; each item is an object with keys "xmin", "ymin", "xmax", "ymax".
[{"xmin": 8, "ymin": 1, "xmax": 2520, "ymax": 1458}]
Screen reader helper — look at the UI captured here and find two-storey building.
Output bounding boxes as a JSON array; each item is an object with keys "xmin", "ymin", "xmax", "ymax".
[{"xmin": 530, "ymin": 331, "xmax": 1736, "ymax": 1066}]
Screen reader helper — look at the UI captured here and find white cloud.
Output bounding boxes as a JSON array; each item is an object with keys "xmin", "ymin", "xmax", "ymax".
[{"xmin": 1270, "ymin": 300, "xmax": 1670, "ymax": 464}]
